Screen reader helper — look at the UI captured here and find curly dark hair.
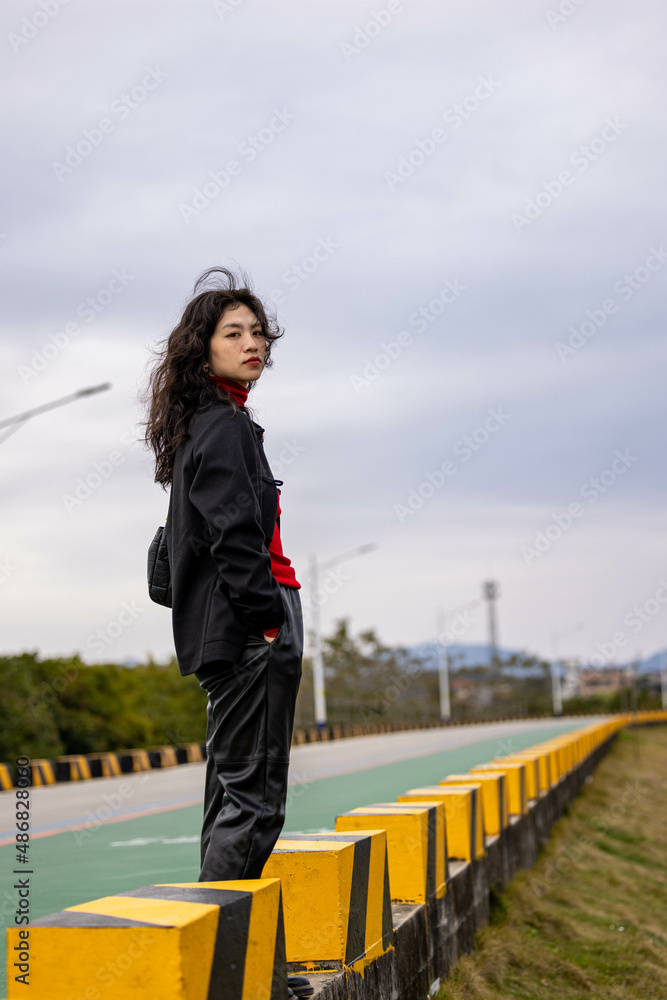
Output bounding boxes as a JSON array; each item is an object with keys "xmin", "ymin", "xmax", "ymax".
[{"xmin": 139, "ymin": 266, "xmax": 283, "ymax": 488}]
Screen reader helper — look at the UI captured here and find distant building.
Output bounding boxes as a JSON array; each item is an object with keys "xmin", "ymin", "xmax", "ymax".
[
  {"xmin": 451, "ymin": 676, "xmax": 493, "ymax": 709},
  {"xmin": 451, "ymin": 676, "xmax": 476, "ymax": 706},
  {"xmin": 578, "ymin": 667, "xmax": 632, "ymax": 697}
]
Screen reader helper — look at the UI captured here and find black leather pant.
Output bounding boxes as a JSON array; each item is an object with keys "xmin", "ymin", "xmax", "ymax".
[{"xmin": 194, "ymin": 584, "xmax": 303, "ymax": 882}]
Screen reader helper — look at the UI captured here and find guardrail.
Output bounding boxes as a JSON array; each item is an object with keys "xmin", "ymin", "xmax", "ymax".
[{"xmin": 7, "ymin": 709, "xmax": 665, "ymax": 998}]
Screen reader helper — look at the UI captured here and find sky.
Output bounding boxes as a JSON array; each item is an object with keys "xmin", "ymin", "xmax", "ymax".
[{"xmin": 1, "ymin": 0, "xmax": 666, "ymax": 672}]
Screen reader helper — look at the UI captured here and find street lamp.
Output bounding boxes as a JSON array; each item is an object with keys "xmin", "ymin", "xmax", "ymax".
[
  {"xmin": 550, "ymin": 622, "xmax": 585, "ymax": 717},
  {"xmin": 436, "ymin": 598, "xmax": 483, "ymax": 723},
  {"xmin": 307, "ymin": 542, "xmax": 377, "ymax": 731},
  {"xmin": 0, "ymin": 383, "xmax": 112, "ymax": 445}
]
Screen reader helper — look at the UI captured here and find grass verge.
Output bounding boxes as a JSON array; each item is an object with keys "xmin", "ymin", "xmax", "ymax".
[{"xmin": 435, "ymin": 725, "xmax": 667, "ymax": 999}]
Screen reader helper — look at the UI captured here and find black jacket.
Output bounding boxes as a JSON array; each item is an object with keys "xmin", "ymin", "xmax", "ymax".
[{"xmin": 165, "ymin": 402, "xmax": 286, "ymax": 676}]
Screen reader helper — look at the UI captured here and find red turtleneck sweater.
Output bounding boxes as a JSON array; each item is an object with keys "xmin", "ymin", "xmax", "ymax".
[{"xmin": 208, "ymin": 374, "xmax": 301, "ymax": 635}]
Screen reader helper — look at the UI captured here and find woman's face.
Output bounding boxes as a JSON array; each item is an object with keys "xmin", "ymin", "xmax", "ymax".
[{"xmin": 208, "ymin": 303, "xmax": 267, "ymax": 387}]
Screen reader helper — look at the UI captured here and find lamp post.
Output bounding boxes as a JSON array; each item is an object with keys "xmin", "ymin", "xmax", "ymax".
[
  {"xmin": 0, "ymin": 383, "xmax": 112, "ymax": 445},
  {"xmin": 436, "ymin": 598, "xmax": 483, "ymax": 723},
  {"xmin": 550, "ymin": 622, "xmax": 585, "ymax": 717},
  {"xmin": 483, "ymin": 580, "xmax": 499, "ymax": 670},
  {"xmin": 307, "ymin": 542, "xmax": 377, "ymax": 731}
]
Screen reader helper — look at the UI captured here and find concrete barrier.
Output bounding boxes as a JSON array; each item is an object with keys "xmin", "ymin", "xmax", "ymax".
[
  {"xmin": 261, "ymin": 830, "xmax": 396, "ymax": 996},
  {"xmin": 28, "ymin": 759, "xmax": 55, "ymax": 786},
  {"xmin": 7, "ymin": 879, "xmax": 286, "ymax": 999},
  {"xmin": 54, "ymin": 754, "xmax": 92, "ymax": 782},
  {"xmin": 0, "ymin": 764, "xmax": 13, "ymax": 791},
  {"xmin": 505, "ymin": 750, "xmax": 551, "ymax": 793},
  {"xmin": 335, "ymin": 802, "xmax": 446, "ymax": 904},
  {"xmin": 439, "ymin": 773, "xmax": 508, "ymax": 837},
  {"xmin": 397, "ymin": 786, "xmax": 485, "ymax": 862},
  {"xmin": 86, "ymin": 752, "xmax": 122, "ymax": 778},
  {"xmin": 147, "ymin": 746, "xmax": 179, "ymax": 769},
  {"xmin": 174, "ymin": 742, "xmax": 205, "ymax": 764},
  {"xmin": 470, "ymin": 761, "xmax": 527, "ymax": 816},
  {"xmin": 118, "ymin": 748, "xmax": 152, "ymax": 773},
  {"xmin": 493, "ymin": 755, "xmax": 540, "ymax": 799}
]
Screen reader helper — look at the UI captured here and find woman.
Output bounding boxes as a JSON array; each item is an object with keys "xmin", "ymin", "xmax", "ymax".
[{"xmin": 143, "ymin": 267, "xmax": 309, "ymax": 997}]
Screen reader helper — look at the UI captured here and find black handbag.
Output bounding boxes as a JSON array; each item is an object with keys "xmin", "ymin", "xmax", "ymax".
[{"xmin": 148, "ymin": 496, "xmax": 172, "ymax": 607}]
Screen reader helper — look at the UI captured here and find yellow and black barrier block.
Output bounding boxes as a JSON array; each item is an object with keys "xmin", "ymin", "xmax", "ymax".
[
  {"xmin": 493, "ymin": 755, "xmax": 540, "ymax": 801},
  {"xmin": 439, "ymin": 773, "xmax": 509, "ymax": 893},
  {"xmin": 54, "ymin": 754, "xmax": 92, "ymax": 782},
  {"xmin": 335, "ymin": 801, "xmax": 456, "ymax": 983},
  {"xmin": 513, "ymin": 749, "xmax": 553, "ymax": 792},
  {"xmin": 0, "ymin": 763, "xmax": 13, "ymax": 791},
  {"xmin": 397, "ymin": 785, "xmax": 485, "ymax": 862},
  {"xmin": 468, "ymin": 762, "xmax": 531, "ymax": 878},
  {"xmin": 397, "ymin": 785, "xmax": 488, "ymax": 959},
  {"xmin": 175, "ymin": 742, "xmax": 205, "ymax": 764},
  {"xmin": 537, "ymin": 738, "xmax": 579, "ymax": 814},
  {"xmin": 148, "ymin": 745, "xmax": 179, "ymax": 768},
  {"xmin": 440, "ymin": 773, "xmax": 507, "ymax": 837},
  {"xmin": 29, "ymin": 759, "xmax": 56, "ymax": 786},
  {"xmin": 335, "ymin": 802, "xmax": 446, "ymax": 904},
  {"xmin": 262, "ymin": 830, "xmax": 397, "ymax": 998},
  {"xmin": 7, "ymin": 878, "xmax": 286, "ymax": 999},
  {"xmin": 540, "ymin": 739, "xmax": 571, "ymax": 779},
  {"xmin": 86, "ymin": 752, "xmax": 122, "ymax": 778},
  {"xmin": 469, "ymin": 761, "xmax": 527, "ymax": 817},
  {"xmin": 535, "ymin": 744, "xmax": 561, "ymax": 785},
  {"xmin": 118, "ymin": 748, "xmax": 151, "ymax": 773}
]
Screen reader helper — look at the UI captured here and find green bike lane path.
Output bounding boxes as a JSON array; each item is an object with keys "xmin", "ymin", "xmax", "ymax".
[{"xmin": 0, "ymin": 720, "xmax": 587, "ymax": 995}]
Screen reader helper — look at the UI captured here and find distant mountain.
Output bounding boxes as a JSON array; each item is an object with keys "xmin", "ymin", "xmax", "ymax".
[
  {"xmin": 407, "ymin": 642, "xmax": 667, "ymax": 675},
  {"xmin": 634, "ymin": 650, "xmax": 666, "ymax": 675},
  {"xmin": 407, "ymin": 642, "xmax": 520, "ymax": 671},
  {"xmin": 120, "ymin": 656, "xmax": 144, "ymax": 668}
]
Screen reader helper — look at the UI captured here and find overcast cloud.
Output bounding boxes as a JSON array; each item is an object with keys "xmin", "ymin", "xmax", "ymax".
[{"xmin": 1, "ymin": 0, "xmax": 666, "ymax": 671}]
